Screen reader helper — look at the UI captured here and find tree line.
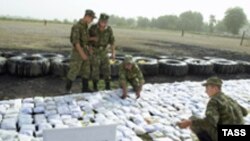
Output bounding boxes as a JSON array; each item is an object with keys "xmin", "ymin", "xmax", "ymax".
[{"xmin": 109, "ymin": 7, "xmax": 248, "ymax": 35}]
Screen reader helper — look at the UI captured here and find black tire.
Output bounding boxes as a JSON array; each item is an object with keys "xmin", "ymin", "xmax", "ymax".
[
  {"xmin": 32, "ymin": 53, "xmax": 64, "ymax": 74},
  {"xmin": 185, "ymin": 58, "xmax": 214, "ymax": 75},
  {"xmin": 155, "ymin": 55, "xmax": 194, "ymax": 61},
  {"xmin": 51, "ymin": 57, "xmax": 70, "ymax": 77},
  {"xmin": 1, "ymin": 51, "xmax": 27, "ymax": 58},
  {"xmin": 133, "ymin": 57, "xmax": 158, "ymax": 76},
  {"xmin": 7, "ymin": 55, "xmax": 50, "ymax": 77},
  {"xmin": 159, "ymin": 59, "xmax": 188, "ymax": 76},
  {"xmin": 236, "ymin": 60, "xmax": 250, "ymax": 74},
  {"xmin": 0, "ymin": 57, "xmax": 7, "ymax": 74},
  {"xmin": 209, "ymin": 59, "xmax": 239, "ymax": 74},
  {"xmin": 110, "ymin": 59, "xmax": 123, "ymax": 78},
  {"xmin": 7, "ymin": 56, "xmax": 24, "ymax": 75},
  {"xmin": 203, "ymin": 56, "xmax": 227, "ymax": 61},
  {"xmin": 32, "ymin": 53, "xmax": 63, "ymax": 61}
]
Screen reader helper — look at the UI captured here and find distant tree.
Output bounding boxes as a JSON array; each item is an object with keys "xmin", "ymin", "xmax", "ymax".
[
  {"xmin": 154, "ymin": 15, "xmax": 179, "ymax": 30},
  {"xmin": 126, "ymin": 18, "xmax": 136, "ymax": 27},
  {"xmin": 179, "ymin": 11, "xmax": 204, "ymax": 31},
  {"xmin": 215, "ymin": 20, "xmax": 227, "ymax": 33},
  {"xmin": 137, "ymin": 17, "xmax": 150, "ymax": 28},
  {"xmin": 209, "ymin": 15, "xmax": 216, "ymax": 33},
  {"xmin": 223, "ymin": 7, "xmax": 247, "ymax": 34},
  {"xmin": 109, "ymin": 15, "xmax": 127, "ymax": 27},
  {"xmin": 63, "ymin": 19, "xmax": 70, "ymax": 24}
]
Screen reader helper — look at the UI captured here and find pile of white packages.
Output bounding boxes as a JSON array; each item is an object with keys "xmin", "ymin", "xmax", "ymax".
[{"xmin": 0, "ymin": 79, "xmax": 250, "ymax": 141}]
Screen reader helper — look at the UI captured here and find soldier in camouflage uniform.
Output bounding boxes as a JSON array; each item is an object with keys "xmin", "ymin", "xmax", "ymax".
[
  {"xmin": 177, "ymin": 77, "xmax": 248, "ymax": 141},
  {"xmin": 65, "ymin": 9, "xmax": 97, "ymax": 93},
  {"xmin": 89, "ymin": 13, "xmax": 115, "ymax": 91},
  {"xmin": 119, "ymin": 55, "xmax": 145, "ymax": 99}
]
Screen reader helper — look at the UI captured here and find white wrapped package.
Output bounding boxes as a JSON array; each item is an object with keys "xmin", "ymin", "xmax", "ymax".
[
  {"xmin": 34, "ymin": 130, "xmax": 43, "ymax": 138},
  {"xmin": 34, "ymin": 97, "xmax": 44, "ymax": 103},
  {"xmin": 34, "ymin": 114, "xmax": 47, "ymax": 125},
  {"xmin": 19, "ymin": 124, "xmax": 36, "ymax": 136},
  {"xmin": 63, "ymin": 119, "xmax": 82, "ymax": 127},
  {"xmin": 57, "ymin": 106, "xmax": 70, "ymax": 115},
  {"xmin": 23, "ymin": 98, "xmax": 34, "ymax": 103},
  {"xmin": 18, "ymin": 134, "xmax": 33, "ymax": 141},
  {"xmin": 0, "ymin": 105, "xmax": 7, "ymax": 115},
  {"xmin": 54, "ymin": 124, "xmax": 68, "ymax": 129},
  {"xmin": 47, "ymin": 114, "xmax": 60, "ymax": 120},
  {"xmin": 69, "ymin": 105, "xmax": 81, "ymax": 112},
  {"xmin": 49, "ymin": 119, "xmax": 63, "ymax": 126},
  {"xmin": 71, "ymin": 111, "xmax": 83, "ymax": 119},
  {"xmin": 143, "ymin": 124, "xmax": 156, "ymax": 133},
  {"xmin": 130, "ymin": 136, "xmax": 143, "ymax": 141},
  {"xmin": 1, "ymin": 118, "xmax": 17, "ymax": 130},
  {"xmin": 61, "ymin": 115, "xmax": 72, "ymax": 120},
  {"xmin": 45, "ymin": 105, "xmax": 56, "ymax": 111},
  {"xmin": 45, "ymin": 110, "xmax": 57, "ymax": 117},
  {"xmin": 5, "ymin": 108, "xmax": 19, "ymax": 116},
  {"xmin": 18, "ymin": 114, "xmax": 33, "ymax": 127},
  {"xmin": 33, "ymin": 106, "xmax": 45, "ymax": 114},
  {"xmin": 133, "ymin": 126, "xmax": 146, "ymax": 135},
  {"xmin": 37, "ymin": 123, "xmax": 52, "ymax": 131},
  {"xmin": 0, "ymin": 130, "xmax": 18, "ymax": 141}
]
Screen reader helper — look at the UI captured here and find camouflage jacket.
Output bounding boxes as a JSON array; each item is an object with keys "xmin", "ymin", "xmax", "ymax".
[
  {"xmin": 119, "ymin": 63, "xmax": 144, "ymax": 82},
  {"xmin": 70, "ymin": 20, "xmax": 89, "ymax": 48},
  {"xmin": 88, "ymin": 24, "xmax": 115, "ymax": 47},
  {"xmin": 192, "ymin": 92, "xmax": 248, "ymax": 127}
]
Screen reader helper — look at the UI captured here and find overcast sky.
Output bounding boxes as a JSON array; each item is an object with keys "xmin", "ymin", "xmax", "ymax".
[{"xmin": 0, "ymin": 0, "xmax": 249, "ymax": 22}]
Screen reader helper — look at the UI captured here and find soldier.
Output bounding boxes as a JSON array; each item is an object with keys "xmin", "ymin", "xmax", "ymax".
[
  {"xmin": 119, "ymin": 55, "xmax": 145, "ymax": 99},
  {"xmin": 177, "ymin": 77, "xmax": 248, "ymax": 141},
  {"xmin": 65, "ymin": 9, "xmax": 97, "ymax": 93},
  {"xmin": 89, "ymin": 13, "xmax": 115, "ymax": 91}
]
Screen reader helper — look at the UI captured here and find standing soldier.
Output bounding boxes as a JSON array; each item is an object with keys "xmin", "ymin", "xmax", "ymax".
[
  {"xmin": 65, "ymin": 9, "xmax": 97, "ymax": 93},
  {"xmin": 177, "ymin": 77, "xmax": 248, "ymax": 141},
  {"xmin": 119, "ymin": 55, "xmax": 145, "ymax": 99},
  {"xmin": 89, "ymin": 13, "xmax": 115, "ymax": 91}
]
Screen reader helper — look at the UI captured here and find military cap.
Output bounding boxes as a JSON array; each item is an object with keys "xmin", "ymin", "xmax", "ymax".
[
  {"xmin": 124, "ymin": 55, "xmax": 133, "ymax": 64},
  {"xmin": 202, "ymin": 76, "xmax": 223, "ymax": 86},
  {"xmin": 99, "ymin": 13, "xmax": 109, "ymax": 21},
  {"xmin": 85, "ymin": 9, "xmax": 96, "ymax": 18}
]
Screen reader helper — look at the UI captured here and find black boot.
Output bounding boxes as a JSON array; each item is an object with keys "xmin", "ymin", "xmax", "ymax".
[
  {"xmin": 65, "ymin": 79, "xmax": 72, "ymax": 94},
  {"xmin": 105, "ymin": 80, "xmax": 111, "ymax": 90},
  {"xmin": 93, "ymin": 80, "xmax": 98, "ymax": 91},
  {"xmin": 82, "ymin": 79, "xmax": 92, "ymax": 93}
]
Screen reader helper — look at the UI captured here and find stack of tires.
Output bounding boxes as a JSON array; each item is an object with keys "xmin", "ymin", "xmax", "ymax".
[
  {"xmin": 50, "ymin": 57, "xmax": 70, "ymax": 77},
  {"xmin": 7, "ymin": 55, "xmax": 50, "ymax": 77},
  {"xmin": 204, "ymin": 57, "xmax": 240, "ymax": 74},
  {"xmin": 133, "ymin": 57, "xmax": 158, "ymax": 76},
  {"xmin": 0, "ymin": 56, "xmax": 7, "ymax": 74},
  {"xmin": 158, "ymin": 59, "xmax": 188, "ymax": 76},
  {"xmin": 185, "ymin": 58, "xmax": 214, "ymax": 75}
]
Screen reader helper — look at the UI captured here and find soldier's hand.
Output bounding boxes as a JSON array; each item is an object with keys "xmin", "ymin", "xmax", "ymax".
[
  {"xmin": 82, "ymin": 54, "xmax": 88, "ymax": 61},
  {"xmin": 111, "ymin": 52, "xmax": 115, "ymax": 61},
  {"xmin": 177, "ymin": 119, "xmax": 192, "ymax": 129}
]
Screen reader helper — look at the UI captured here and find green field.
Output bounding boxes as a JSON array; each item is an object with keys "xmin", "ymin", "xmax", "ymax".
[{"xmin": 0, "ymin": 20, "xmax": 250, "ymax": 56}]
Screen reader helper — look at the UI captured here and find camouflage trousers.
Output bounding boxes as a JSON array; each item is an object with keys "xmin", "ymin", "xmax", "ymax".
[
  {"xmin": 120, "ymin": 77, "xmax": 144, "ymax": 91},
  {"xmin": 190, "ymin": 116, "xmax": 217, "ymax": 141},
  {"xmin": 90, "ymin": 48, "xmax": 111, "ymax": 80},
  {"xmin": 67, "ymin": 50, "xmax": 90, "ymax": 81}
]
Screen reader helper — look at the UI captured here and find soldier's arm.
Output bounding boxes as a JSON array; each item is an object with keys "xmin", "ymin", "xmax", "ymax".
[
  {"xmin": 119, "ymin": 64, "xmax": 127, "ymax": 97},
  {"xmin": 191, "ymin": 99, "xmax": 219, "ymax": 128},
  {"xmin": 108, "ymin": 27, "xmax": 116, "ymax": 60},
  {"xmin": 134, "ymin": 64, "xmax": 145, "ymax": 84},
  {"xmin": 71, "ymin": 26, "xmax": 88, "ymax": 60},
  {"xmin": 229, "ymin": 97, "xmax": 248, "ymax": 116}
]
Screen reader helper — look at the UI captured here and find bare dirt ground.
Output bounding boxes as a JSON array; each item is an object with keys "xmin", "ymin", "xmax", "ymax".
[{"xmin": 1, "ymin": 20, "xmax": 250, "ymax": 100}]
